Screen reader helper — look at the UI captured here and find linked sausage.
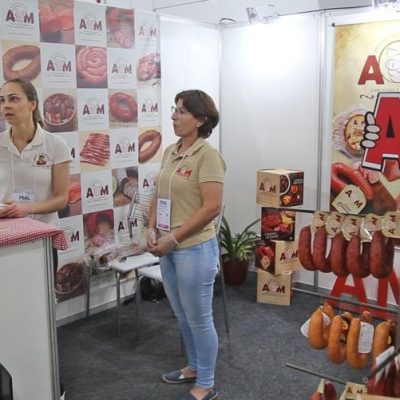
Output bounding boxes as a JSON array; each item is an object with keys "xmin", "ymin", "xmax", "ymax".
[
  {"xmin": 346, "ymin": 311, "xmax": 373, "ymax": 369},
  {"xmin": 329, "ymin": 233, "xmax": 349, "ymax": 277},
  {"xmin": 76, "ymin": 47, "xmax": 107, "ymax": 86},
  {"xmin": 109, "ymin": 92, "xmax": 137, "ymax": 122},
  {"xmin": 312, "ymin": 227, "xmax": 332, "ymax": 273},
  {"xmin": 327, "ymin": 312, "xmax": 352, "ymax": 364},
  {"xmin": 298, "ymin": 225, "xmax": 316, "ymax": 271},
  {"xmin": 308, "ymin": 303, "xmax": 335, "ymax": 350},
  {"xmin": 372, "ymin": 320, "xmax": 395, "ymax": 361},
  {"xmin": 331, "ymin": 162, "xmax": 373, "ymax": 200},
  {"xmin": 370, "ymin": 231, "xmax": 394, "ymax": 279},
  {"xmin": 346, "ymin": 234, "xmax": 370, "ymax": 278},
  {"xmin": 138, "ymin": 130, "xmax": 161, "ymax": 163},
  {"xmin": 3, "ymin": 45, "xmax": 41, "ymax": 80}
]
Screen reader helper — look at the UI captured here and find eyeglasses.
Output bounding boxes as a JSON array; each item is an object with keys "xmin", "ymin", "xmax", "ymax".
[{"xmin": 171, "ymin": 106, "xmax": 190, "ymax": 116}]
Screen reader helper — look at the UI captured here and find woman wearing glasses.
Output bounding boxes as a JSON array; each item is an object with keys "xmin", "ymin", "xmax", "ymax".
[{"xmin": 147, "ymin": 90, "xmax": 225, "ymax": 400}]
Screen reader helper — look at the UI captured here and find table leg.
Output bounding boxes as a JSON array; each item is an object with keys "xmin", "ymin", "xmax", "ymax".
[
  {"xmin": 134, "ymin": 269, "xmax": 141, "ymax": 340},
  {"xmin": 116, "ymin": 271, "xmax": 121, "ymax": 336},
  {"xmin": 85, "ymin": 263, "xmax": 92, "ymax": 318}
]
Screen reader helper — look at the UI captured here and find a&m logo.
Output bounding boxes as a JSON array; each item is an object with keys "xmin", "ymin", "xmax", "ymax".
[
  {"xmin": 111, "ymin": 57, "xmax": 133, "ymax": 75},
  {"xmin": 114, "ymin": 137, "xmax": 135, "ymax": 155},
  {"xmin": 177, "ymin": 164, "xmax": 192, "ymax": 178},
  {"xmin": 142, "ymin": 172, "xmax": 156, "ymax": 191},
  {"xmin": 141, "ymin": 98, "xmax": 159, "ymax": 120},
  {"xmin": 117, "ymin": 213, "xmax": 138, "ymax": 232},
  {"xmin": 82, "ymin": 97, "xmax": 105, "ymax": 116},
  {"xmin": 362, "ymin": 93, "xmax": 400, "ymax": 171},
  {"xmin": 259, "ymin": 179, "xmax": 276, "ymax": 193},
  {"xmin": 279, "ymin": 248, "xmax": 298, "ymax": 262},
  {"xmin": 86, "ymin": 179, "xmax": 109, "ymax": 199},
  {"xmin": 63, "ymin": 226, "xmax": 80, "ymax": 250},
  {"xmin": 359, "ymin": 40, "xmax": 400, "ymax": 85},
  {"xmin": 138, "ymin": 20, "xmax": 157, "ymax": 40},
  {"xmin": 262, "ymin": 278, "xmax": 286, "ymax": 295},
  {"xmin": 80, "ymin": 13, "xmax": 102, "ymax": 31},
  {"xmin": 6, "ymin": 3, "xmax": 34, "ymax": 25},
  {"xmin": 47, "ymin": 53, "xmax": 72, "ymax": 73}
]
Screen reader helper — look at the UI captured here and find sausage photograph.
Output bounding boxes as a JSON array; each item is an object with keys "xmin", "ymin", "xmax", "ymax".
[
  {"xmin": 138, "ymin": 129, "xmax": 162, "ymax": 163},
  {"xmin": 76, "ymin": 46, "xmax": 108, "ymax": 88},
  {"xmin": 80, "ymin": 132, "xmax": 110, "ymax": 168},
  {"xmin": 106, "ymin": 7, "xmax": 134, "ymax": 49},
  {"xmin": 2, "ymin": 44, "xmax": 41, "ymax": 81},
  {"xmin": 39, "ymin": 0, "xmax": 74, "ymax": 44},
  {"xmin": 109, "ymin": 91, "xmax": 137, "ymax": 125}
]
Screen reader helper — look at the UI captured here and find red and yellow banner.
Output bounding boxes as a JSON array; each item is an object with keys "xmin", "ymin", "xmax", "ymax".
[{"xmin": 332, "ymin": 20, "xmax": 400, "ymax": 216}]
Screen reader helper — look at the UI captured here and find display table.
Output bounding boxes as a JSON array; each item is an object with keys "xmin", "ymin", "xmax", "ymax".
[{"xmin": 0, "ymin": 218, "xmax": 67, "ymax": 400}]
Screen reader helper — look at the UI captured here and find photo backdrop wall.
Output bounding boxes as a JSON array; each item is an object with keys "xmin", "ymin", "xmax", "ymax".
[{"xmin": 0, "ymin": 0, "xmax": 162, "ymax": 303}]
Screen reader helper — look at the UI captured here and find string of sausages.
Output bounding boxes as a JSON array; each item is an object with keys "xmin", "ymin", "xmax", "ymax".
[
  {"xmin": 304, "ymin": 303, "xmax": 399, "ymax": 398},
  {"xmin": 298, "ymin": 225, "xmax": 395, "ymax": 279}
]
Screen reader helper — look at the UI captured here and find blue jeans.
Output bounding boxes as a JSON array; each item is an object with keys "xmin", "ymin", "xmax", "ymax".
[{"xmin": 160, "ymin": 237, "xmax": 219, "ymax": 388}]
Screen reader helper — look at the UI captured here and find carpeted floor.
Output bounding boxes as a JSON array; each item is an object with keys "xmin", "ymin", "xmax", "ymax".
[{"xmin": 57, "ymin": 272, "xmax": 366, "ymax": 400}]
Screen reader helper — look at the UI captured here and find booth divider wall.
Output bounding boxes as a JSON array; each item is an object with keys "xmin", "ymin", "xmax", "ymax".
[{"xmin": 56, "ymin": 12, "xmax": 220, "ymax": 324}]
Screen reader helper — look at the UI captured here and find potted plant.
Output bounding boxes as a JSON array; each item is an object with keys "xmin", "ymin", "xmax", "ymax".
[{"xmin": 219, "ymin": 216, "xmax": 260, "ymax": 285}]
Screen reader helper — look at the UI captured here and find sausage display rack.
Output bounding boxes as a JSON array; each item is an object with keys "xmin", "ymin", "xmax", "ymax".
[{"xmin": 275, "ymin": 206, "xmax": 400, "ymax": 386}]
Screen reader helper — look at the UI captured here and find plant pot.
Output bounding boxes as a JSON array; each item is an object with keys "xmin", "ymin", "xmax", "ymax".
[{"xmin": 222, "ymin": 259, "xmax": 249, "ymax": 286}]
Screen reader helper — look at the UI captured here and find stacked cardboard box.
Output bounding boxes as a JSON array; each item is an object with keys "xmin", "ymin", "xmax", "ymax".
[{"xmin": 255, "ymin": 169, "xmax": 304, "ymax": 306}]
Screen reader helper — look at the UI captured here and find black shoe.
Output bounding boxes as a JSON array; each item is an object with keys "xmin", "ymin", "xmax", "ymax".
[{"xmin": 60, "ymin": 382, "xmax": 65, "ymax": 399}]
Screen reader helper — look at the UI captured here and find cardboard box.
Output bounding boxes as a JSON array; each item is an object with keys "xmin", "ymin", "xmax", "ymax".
[
  {"xmin": 261, "ymin": 207, "xmax": 296, "ymax": 241},
  {"xmin": 255, "ymin": 239, "xmax": 300, "ymax": 274},
  {"xmin": 256, "ymin": 169, "xmax": 304, "ymax": 207},
  {"xmin": 256, "ymin": 269, "xmax": 293, "ymax": 306}
]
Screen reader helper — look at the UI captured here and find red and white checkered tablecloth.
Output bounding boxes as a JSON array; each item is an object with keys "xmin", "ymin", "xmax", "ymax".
[{"xmin": 0, "ymin": 218, "xmax": 67, "ymax": 250}]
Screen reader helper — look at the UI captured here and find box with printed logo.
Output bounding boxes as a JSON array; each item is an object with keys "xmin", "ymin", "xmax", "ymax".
[
  {"xmin": 256, "ymin": 269, "xmax": 293, "ymax": 306},
  {"xmin": 255, "ymin": 239, "xmax": 300, "ymax": 275},
  {"xmin": 256, "ymin": 169, "xmax": 304, "ymax": 208}
]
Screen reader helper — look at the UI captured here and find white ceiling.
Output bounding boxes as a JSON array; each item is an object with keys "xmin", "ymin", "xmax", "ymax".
[{"xmin": 152, "ymin": 0, "xmax": 373, "ymax": 24}]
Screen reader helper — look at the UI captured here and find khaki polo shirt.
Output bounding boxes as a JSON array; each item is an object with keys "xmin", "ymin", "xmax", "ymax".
[
  {"xmin": 0, "ymin": 125, "xmax": 71, "ymax": 225},
  {"xmin": 157, "ymin": 138, "xmax": 226, "ymax": 249}
]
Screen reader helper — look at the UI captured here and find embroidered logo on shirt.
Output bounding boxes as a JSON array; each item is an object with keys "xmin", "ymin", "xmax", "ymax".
[
  {"xmin": 176, "ymin": 165, "xmax": 192, "ymax": 177},
  {"xmin": 34, "ymin": 152, "xmax": 50, "ymax": 166}
]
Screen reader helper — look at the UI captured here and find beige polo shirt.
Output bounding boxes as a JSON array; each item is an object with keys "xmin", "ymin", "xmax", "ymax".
[
  {"xmin": 157, "ymin": 137, "xmax": 226, "ymax": 249},
  {"xmin": 0, "ymin": 125, "xmax": 71, "ymax": 226}
]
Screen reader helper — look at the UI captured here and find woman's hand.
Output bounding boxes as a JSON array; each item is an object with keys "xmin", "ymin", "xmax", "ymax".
[
  {"xmin": 146, "ymin": 228, "xmax": 158, "ymax": 248},
  {"xmin": 148, "ymin": 233, "xmax": 178, "ymax": 257},
  {"xmin": 0, "ymin": 201, "xmax": 32, "ymax": 218}
]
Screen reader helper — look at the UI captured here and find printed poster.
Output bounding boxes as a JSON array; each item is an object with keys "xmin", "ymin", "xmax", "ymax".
[
  {"xmin": 0, "ymin": 1, "xmax": 162, "ymax": 301},
  {"xmin": 332, "ymin": 20, "xmax": 400, "ymax": 217}
]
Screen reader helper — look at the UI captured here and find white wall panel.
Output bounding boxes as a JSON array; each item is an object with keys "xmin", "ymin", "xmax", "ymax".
[
  {"xmin": 220, "ymin": 15, "xmax": 321, "ymax": 226},
  {"xmin": 220, "ymin": 14, "xmax": 322, "ymax": 285},
  {"xmin": 160, "ymin": 17, "xmax": 220, "ymax": 149}
]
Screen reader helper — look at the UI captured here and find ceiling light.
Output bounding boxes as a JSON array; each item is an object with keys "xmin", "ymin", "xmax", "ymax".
[
  {"xmin": 373, "ymin": 0, "xmax": 400, "ymax": 8},
  {"xmin": 246, "ymin": 4, "xmax": 278, "ymax": 24}
]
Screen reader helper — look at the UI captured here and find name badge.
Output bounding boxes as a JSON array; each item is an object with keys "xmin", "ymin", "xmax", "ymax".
[
  {"xmin": 156, "ymin": 197, "xmax": 171, "ymax": 231},
  {"xmin": 12, "ymin": 189, "xmax": 34, "ymax": 203}
]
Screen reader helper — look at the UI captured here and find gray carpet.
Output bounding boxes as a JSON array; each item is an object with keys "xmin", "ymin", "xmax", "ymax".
[{"xmin": 57, "ymin": 272, "xmax": 366, "ymax": 400}]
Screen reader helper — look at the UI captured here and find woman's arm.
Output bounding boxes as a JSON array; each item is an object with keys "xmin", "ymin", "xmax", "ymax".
[
  {"xmin": 1, "ymin": 161, "xmax": 70, "ymax": 218},
  {"xmin": 147, "ymin": 192, "xmax": 158, "ymax": 230}
]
